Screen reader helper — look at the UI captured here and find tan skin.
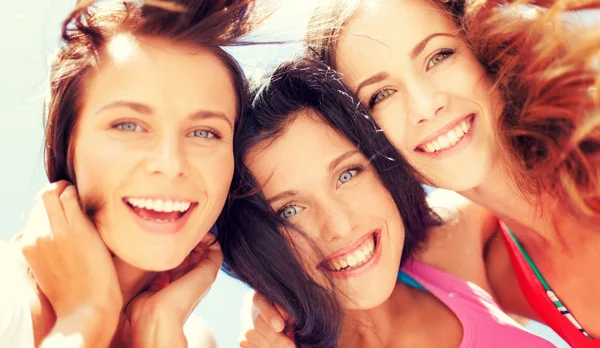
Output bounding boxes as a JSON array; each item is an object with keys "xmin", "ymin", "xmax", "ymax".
[
  {"xmin": 333, "ymin": 0, "xmax": 600, "ymax": 336},
  {"xmin": 240, "ymin": 111, "xmax": 500, "ymax": 347},
  {"xmin": 17, "ymin": 35, "xmax": 236, "ymax": 347}
]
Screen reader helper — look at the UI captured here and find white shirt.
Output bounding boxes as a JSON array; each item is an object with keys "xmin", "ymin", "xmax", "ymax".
[{"xmin": 0, "ymin": 241, "xmax": 35, "ymax": 348}]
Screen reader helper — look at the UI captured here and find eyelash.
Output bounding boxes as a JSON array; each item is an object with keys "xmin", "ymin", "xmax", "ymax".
[
  {"xmin": 112, "ymin": 122, "xmax": 221, "ymax": 139},
  {"xmin": 367, "ymin": 48, "xmax": 456, "ymax": 109},
  {"xmin": 187, "ymin": 129, "xmax": 222, "ymax": 140},
  {"xmin": 276, "ymin": 165, "xmax": 366, "ymax": 219},
  {"xmin": 426, "ymin": 48, "xmax": 455, "ymax": 71},
  {"xmin": 114, "ymin": 122, "xmax": 144, "ymax": 132}
]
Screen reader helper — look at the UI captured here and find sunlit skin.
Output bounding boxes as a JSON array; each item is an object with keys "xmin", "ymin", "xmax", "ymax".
[
  {"xmin": 25, "ymin": 35, "xmax": 237, "ymax": 346},
  {"xmin": 75, "ymin": 35, "xmax": 236, "ymax": 272},
  {"xmin": 334, "ymin": 0, "xmax": 600, "ymax": 337},
  {"xmin": 246, "ymin": 111, "xmax": 475, "ymax": 346}
]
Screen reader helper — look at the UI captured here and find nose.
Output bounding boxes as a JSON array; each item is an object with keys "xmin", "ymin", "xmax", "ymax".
[
  {"xmin": 144, "ymin": 132, "xmax": 188, "ymax": 179},
  {"xmin": 317, "ymin": 199, "xmax": 354, "ymax": 243},
  {"xmin": 406, "ymin": 79, "xmax": 449, "ymax": 125}
]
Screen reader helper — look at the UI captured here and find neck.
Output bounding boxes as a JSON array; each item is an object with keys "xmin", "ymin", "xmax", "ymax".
[
  {"xmin": 459, "ymin": 156, "xmax": 596, "ymax": 252},
  {"xmin": 113, "ymin": 257, "xmax": 155, "ymax": 307},
  {"xmin": 339, "ymin": 283, "xmax": 426, "ymax": 347}
]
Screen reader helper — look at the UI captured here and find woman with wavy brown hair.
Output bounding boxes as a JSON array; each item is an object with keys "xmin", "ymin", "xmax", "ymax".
[
  {"xmin": 245, "ymin": 0, "xmax": 600, "ymax": 346},
  {"xmin": 0, "ymin": 0, "xmax": 257, "ymax": 347}
]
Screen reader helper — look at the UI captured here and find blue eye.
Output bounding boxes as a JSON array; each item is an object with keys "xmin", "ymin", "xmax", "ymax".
[
  {"xmin": 115, "ymin": 122, "xmax": 143, "ymax": 132},
  {"xmin": 279, "ymin": 205, "xmax": 304, "ymax": 219},
  {"xmin": 338, "ymin": 169, "xmax": 358, "ymax": 185},
  {"xmin": 426, "ymin": 49, "xmax": 455, "ymax": 70},
  {"xmin": 188, "ymin": 130, "xmax": 216, "ymax": 139}
]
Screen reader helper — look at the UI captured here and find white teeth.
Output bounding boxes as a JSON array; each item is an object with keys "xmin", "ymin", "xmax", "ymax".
[
  {"xmin": 461, "ymin": 121, "xmax": 470, "ymax": 133},
  {"xmin": 328, "ymin": 235, "xmax": 377, "ymax": 272},
  {"xmin": 126, "ymin": 198, "xmax": 193, "ymax": 213},
  {"xmin": 347, "ymin": 255, "xmax": 358, "ymax": 267},
  {"xmin": 438, "ymin": 136, "xmax": 450, "ymax": 148},
  {"xmin": 447, "ymin": 129, "xmax": 458, "ymax": 143},
  {"xmin": 421, "ymin": 117, "xmax": 473, "ymax": 153}
]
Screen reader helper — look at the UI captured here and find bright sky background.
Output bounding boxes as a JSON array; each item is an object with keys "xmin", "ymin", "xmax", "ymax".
[{"xmin": 1, "ymin": 0, "xmax": 595, "ymax": 346}]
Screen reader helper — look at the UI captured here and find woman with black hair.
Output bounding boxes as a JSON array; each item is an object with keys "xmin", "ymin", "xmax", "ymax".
[{"xmin": 218, "ymin": 58, "xmax": 554, "ymax": 348}]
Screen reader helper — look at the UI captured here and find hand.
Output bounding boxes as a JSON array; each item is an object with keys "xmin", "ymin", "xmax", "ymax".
[
  {"xmin": 124, "ymin": 233, "xmax": 222, "ymax": 348},
  {"xmin": 239, "ymin": 291, "xmax": 295, "ymax": 348},
  {"xmin": 22, "ymin": 181, "xmax": 122, "ymax": 347}
]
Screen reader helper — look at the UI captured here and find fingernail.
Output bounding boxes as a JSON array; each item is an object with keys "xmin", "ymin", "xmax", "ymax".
[{"xmin": 271, "ymin": 318, "xmax": 284, "ymax": 332}]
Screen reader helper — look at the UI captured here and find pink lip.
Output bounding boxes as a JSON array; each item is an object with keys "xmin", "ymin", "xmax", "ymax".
[
  {"xmin": 319, "ymin": 230, "xmax": 380, "ymax": 265},
  {"xmin": 415, "ymin": 113, "xmax": 475, "ymax": 150},
  {"xmin": 321, "ymin": 231, "xmax": 383, "ymax": 280},
  {"xmin": 123, "ymin": 198, "xmax": 198, "ymax": 235}
]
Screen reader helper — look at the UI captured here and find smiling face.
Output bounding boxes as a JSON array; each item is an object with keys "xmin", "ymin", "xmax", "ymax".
[
  {"xmin": 246, "ymin": 110, "xmax": 404, "ymax": 309},
  {"xmin": 72, "ymin": 35, "xmax": 237, "ymax": 271},
  {"xmin": 335, "ymin": 0, "xmax": 503, "ymax": 191}
]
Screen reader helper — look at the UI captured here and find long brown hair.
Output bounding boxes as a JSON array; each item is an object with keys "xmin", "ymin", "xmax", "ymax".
[
  {"xmin": 44, "ymin": 0, "xmax": 260, "ymax": 184},
  {"xmin": 306, "ymin": 0, "xmax": 600, "ymax": 216}
]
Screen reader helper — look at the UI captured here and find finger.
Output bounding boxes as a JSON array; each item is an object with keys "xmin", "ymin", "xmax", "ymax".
[
  {"xmin": 239, "ymin": 319, "xmax": 272, "ymax": 348},
  {"xmin": 40, "ymin": 181, "xmax": 71, "ymax": 236},
  {"xmin": 59, "ymin": 185, "xmax": 91, "ymax": 228},
  {"xmin": 253, "ymin": 293, "xmax": 286, "ymax": 333},
  {"xmin": 148, "ymin": 271, "xmax": 171, "ymax": 292},
  {"xmin": 158, "ymin": 242, "xmax": 223, "ymax": 318},
  {"xmin": 170, "ymin": 233, "xmax": 215, "ymax": 281},
  {"xmin": 253, "ymin": 315, "xmax": 295, "ymax": 348}
]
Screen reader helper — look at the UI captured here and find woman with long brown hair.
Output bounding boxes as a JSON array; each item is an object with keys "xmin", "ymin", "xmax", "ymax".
[
  {"xmin": 0, "ymin": 0, "xmax": 256, "ymax": 346},
  {"xmin": 247, "ymin": 0, "xmax": 600, "ymax": 346}
]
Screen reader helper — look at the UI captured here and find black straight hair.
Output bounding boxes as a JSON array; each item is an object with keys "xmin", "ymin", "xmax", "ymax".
[{"xmin": 218, "ymin": 58, "xmax": 441, "ymax": 347}]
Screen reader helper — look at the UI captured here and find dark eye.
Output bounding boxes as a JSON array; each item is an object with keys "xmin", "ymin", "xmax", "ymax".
[
  {"xmin": 115, "ymin": 122, "xmax": 143, "ymax": 132},
  {"xmin": 368, "ymin": 88, "xmax": 397, "ymax": 109},
  {"xmin": 426, "ymin": 49, "xmax": 455, "ymax": 70},
  {"xmin": 338, "ymin": 169, "xmax": 358, "ymax": 185},
  {"xmin": 188, "ymin": 130, "xmax": 216, "ymax": 139},
  {"xmin": 279, "ymin": 205, "xmax": 304, "ymax": 219}
]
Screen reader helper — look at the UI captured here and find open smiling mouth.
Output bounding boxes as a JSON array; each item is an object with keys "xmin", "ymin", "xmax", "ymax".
[
  {"xmin": 124, "ymin": 197, "xmax": 196, "ymax": 223},
  {"xmin": 318, "ymin": 230, "xmax": 381, "ymax": 277},
  {"xmin": 416, "ymin": 114, "xmax": 475, "ymax": 154}
]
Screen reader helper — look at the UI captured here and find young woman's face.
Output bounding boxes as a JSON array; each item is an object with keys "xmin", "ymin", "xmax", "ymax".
[
  {"xmin": 247, "ymin": 110, "xmax": 405, "ymax": 309},
  {"xmin": 335, "ymin": 0, "xmax": 503, "ymax": 191},
  {"xmin": 72, "ymin": 35, "xmax": 237, "ymax": 271}
]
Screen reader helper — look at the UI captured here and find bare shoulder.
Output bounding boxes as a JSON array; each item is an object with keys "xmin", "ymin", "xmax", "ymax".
[
  {"xmin": 415, "ymin": 190, "xmax": 499, "ymax": 290},
  {"xmin": 183, "ymin": 314, "xmax": 217, "ymax": 348}
]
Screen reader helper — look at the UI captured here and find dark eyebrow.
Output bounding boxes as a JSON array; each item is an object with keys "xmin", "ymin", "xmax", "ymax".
[
  {"xmin": 329, "ymin": 149, "xmax": 361, "ymax": 174},
  {"xmin": 410, "ymin": 32, "xmax": 455, "ymax": 59},
  {"xmin": 96, "ymin": 100, "xmax": 153, "ymax": 115},
  {"xmin": 189, "ymin": 111, "xmax": 234, "ymax": 130},
  {"xmin": 266, "ymin": 150, "xmax": 359, "ymax": 204},
  {"xmin": 267, "ymin": 190, "xmax": 300, "ymax": 205},
  {"xmin": 96, "ymin": 101, "xmax": 233, "ymax": 129},
  {"xmin": 355, "ymin": 72, "xmax": 390, "ymax": 97}
]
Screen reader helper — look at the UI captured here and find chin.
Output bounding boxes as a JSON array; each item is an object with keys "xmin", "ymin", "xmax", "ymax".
[{"xmin": 110, "ymin": 240, "xmax": 188, "ymax": 272}]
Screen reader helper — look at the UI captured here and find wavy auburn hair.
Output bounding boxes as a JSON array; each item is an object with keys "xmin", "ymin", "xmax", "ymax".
[{"xmin": 306, "ymin": 0, "xmax": 600, "ymax": 216}]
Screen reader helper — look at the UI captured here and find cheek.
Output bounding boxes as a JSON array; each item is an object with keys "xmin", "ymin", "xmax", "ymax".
[
  {"xmin": 72, "ymin": 134, "xmax": 134, "ymax": 199},
  {"xmin": 189, "ymin": 147, "xmax": 234, "ymax": 198},
  {"xmin": 375, "ymin": 107, "xmax": 411, "ymax": 154}
]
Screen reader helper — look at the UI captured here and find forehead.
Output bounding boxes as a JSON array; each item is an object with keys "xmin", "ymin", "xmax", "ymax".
[
  {"xmin": 246, "ymin": 110, "xmax": 356, "ymax": 195},
  {"xmin": 336, "ymin": 0, "xmax": 457, "ymax": 83},
  {"xmin": 82, "ymin": 35, "xmax": 237, "ymax": 122}
]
